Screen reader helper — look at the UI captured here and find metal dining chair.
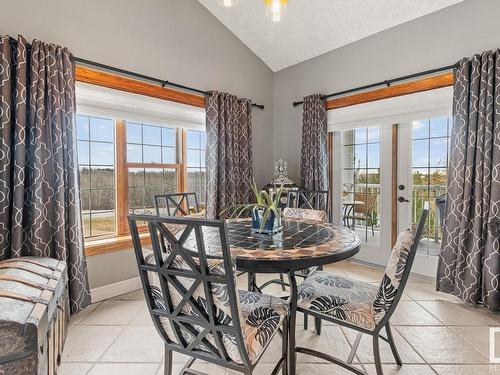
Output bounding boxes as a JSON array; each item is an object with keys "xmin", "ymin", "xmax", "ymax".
[
  {"xmin": 154, "ymin": 192, "xmax": 202, "ymax": 217},
  {"xmin": 286, "ymin": 190, "xmax": 329, "ymax": 217},
  {"xmin": 290, "ymin": 204, "xmax": 429, "ymax": 375},
  {"xmin": 129, "ymin": 215, "xmax": 289, "ymax": 375}
]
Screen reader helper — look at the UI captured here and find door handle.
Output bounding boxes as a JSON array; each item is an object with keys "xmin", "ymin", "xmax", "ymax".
[{"xmin": 398, "ymin": 196, "xmax": 410, "ymax": 203}]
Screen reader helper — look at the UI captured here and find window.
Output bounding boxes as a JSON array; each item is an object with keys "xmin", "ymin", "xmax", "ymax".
[
  {"xmin": 185, "ymin": 130, "xmax": 207, "ymax": 205},
  {"xmin": 341, "ymin": 127, "xmax": 381, "ymax": 244},
  {"xmin": 126, "ymin": 122, "xmax": 178, "ymax": 216},
  {"xmin": 412, "ymin": 117, "xmax": 451, "ymax": 255},
  {"xmin": 77, "ymin": 115, "xmax": 116, "ymax": 238},
  {"xmin": 76, "ymin": 114, "xmax": 205, "ymax": 240}
]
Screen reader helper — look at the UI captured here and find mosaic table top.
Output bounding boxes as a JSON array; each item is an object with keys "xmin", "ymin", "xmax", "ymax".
[{"xmin": 184, "ymin": 218, "xmax": 361, "ymax": 262}]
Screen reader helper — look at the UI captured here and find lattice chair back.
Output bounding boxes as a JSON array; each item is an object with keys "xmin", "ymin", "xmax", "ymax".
[
  {"xmin": 287, "ymin": 190, "xmax": 329, "ymax": 213},
  {"xmin": 155, "ymin": 192, "xmax": 200, "ymax": 217},
  {"xmin": 129, "ymin": 215, "xmax": 252, "ymax": 367},
  {"xmin": 372, "ymin": 203, "xmax": 429, "ymax": 326}
]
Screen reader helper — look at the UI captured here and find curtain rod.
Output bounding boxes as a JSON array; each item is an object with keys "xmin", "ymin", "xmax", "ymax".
[
  {"xmin": 291, "ymin": 63, "xmax": 459, "ymax": 107},
  {"xmin": 7, "ymin": 37, "xmax": 264, "ymax": 110}
]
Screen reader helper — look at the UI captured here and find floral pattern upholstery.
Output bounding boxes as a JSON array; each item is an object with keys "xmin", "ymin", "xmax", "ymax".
[
  {"xmin": 142, "ymin": 248, "xmax": 289, "ymax": 364},
  {"xmin": 297, "ymin": 271, "xmax": 378, "ymax": 329},
  {"xmin": 283, "ymin": 208, "xmax": 326, "ymax": 222},
  {"xmin": 297, "ymin": 229, "xmax": 415, "ymax": 330},
  {"xmin": 283, "ymin": 207, "xmax": 326, "ymax": 277},
  {"xmin": 372, "ymin": 229, "xmax": 414, "ymax": 323}
]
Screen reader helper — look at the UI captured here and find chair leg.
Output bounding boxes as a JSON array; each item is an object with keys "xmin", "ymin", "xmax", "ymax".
[
  {"xmin": 373, "ymin": 334, "xmax": 383, "ymax": 375},
  {"xmin": 279, "ymin": 273, "xmax": 287, "ymax": 291},
  {"xmin": 314, "ymin": 316, "xmax": 321, "ymax": 335},
  {"xmin": 164, "ymin": 344, "xmax": 172, "ymax": 375},
  {"xmin": 386, "ymin": 323, "xmax": 402, "ymax": 366},
  {"xmin": 282, "ymin": 317, "xmax": 289, "ymax": 375},
  {"xmin": 247, "ymin": 272, "xmax": 255, "ymax": 291},
  {"xmin": 303, "ymin": 313, "xmax": 308, "ymax": 330}
]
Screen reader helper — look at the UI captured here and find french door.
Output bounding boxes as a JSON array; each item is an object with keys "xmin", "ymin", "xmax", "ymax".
[
  {"xmin": 397, "ymin": 116, "xmax": 451, "ymax": 276},
  {"xmin": 329, "ymin": 87, "xmax": 453, "ymax": 276}
]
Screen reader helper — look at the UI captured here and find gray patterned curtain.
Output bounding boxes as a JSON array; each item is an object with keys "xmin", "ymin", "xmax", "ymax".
[
  {"xmin": 0, "ymin": 35, "xmax": 91, "ymax": 313},
  {"xmin": 205, "ymin": 91, "xmax": 253, "ymax": 219},
  {"xmin": 437, "ymin": 50, "xmax": 500, "ymax": 312},
  {"xmin": 300, "ymin": 93, "xmax": 328, "ymax": 196}
]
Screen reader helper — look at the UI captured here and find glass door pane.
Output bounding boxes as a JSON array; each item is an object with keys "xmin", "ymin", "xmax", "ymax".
[
  {"xmin": 410, "ymin": 117, "xmax": 451, "ymax": 255},
  {"xmin": 341, "ymin": 126, "xmax": 381, "ymax": 246}
]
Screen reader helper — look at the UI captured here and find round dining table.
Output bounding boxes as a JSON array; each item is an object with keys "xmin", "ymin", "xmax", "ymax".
[{"xmin": 185, "ymin": 217, "xmax": 361, "ymax": 375}]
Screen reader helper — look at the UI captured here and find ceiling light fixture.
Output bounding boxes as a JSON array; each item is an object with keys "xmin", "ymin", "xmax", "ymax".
[
  {"xmin": 217, "ymin": 0, "xmax": 239, "ymax": 7},
  {"xmin": 264, "ymin": 0, "xmax": 288, "ymax": 22}
]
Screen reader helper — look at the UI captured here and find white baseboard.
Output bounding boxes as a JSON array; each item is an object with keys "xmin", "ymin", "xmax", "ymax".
[{"xmin": 90, "ymin": 276, "xmax": 142, "ymax": 303}]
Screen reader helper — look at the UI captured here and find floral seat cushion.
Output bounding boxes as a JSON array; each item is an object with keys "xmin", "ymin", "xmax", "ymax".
[
  {"xmin": 142, "ymin": 248, "xmax": 289, "ymax": 364},
  {"xmin": 297, "ymin": 271, "xmax": 378, "ymax": 330}
]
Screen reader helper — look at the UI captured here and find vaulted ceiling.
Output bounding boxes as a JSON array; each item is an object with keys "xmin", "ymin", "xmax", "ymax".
[{"xmin": 198, "ymin": 0, "xmax": 464, "ymax": 72}]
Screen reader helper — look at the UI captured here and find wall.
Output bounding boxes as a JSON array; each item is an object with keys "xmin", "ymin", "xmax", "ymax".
[
  {"xmin": 273, "ymin": 0, "xmax": 500, "ymax": 182},
  {"xmin": 0, "ymin": 0, "xmax": 274, "ymax": 289}
]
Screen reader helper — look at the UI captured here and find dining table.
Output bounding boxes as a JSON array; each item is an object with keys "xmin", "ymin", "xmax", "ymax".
[{"xmin": 184, "ymin": 217, "xmax": 361, "ymax": 375}]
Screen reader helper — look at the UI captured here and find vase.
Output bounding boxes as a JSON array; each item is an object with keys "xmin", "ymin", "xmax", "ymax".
[{"xmin": 251, "ymin": 208, "xmax": 283, "ymax": 235}]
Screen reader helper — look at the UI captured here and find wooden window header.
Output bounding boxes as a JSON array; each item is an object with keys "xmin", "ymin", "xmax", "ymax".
[
  {"xmin": 326, "ymin": 72, "xmax": 454, "ymax": 111},
  {"xmin": 75, "ymin": 65, "xmax": 206, "ymax": 108}
]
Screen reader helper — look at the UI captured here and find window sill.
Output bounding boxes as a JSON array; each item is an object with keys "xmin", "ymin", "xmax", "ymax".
[{"xmin": 84, "ymin": 232, "xmax": 151, "ymax": 257}]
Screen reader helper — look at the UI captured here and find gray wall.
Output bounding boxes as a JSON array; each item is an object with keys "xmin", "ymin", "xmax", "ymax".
[
  {"xmin": 273, "ymin": 0, "xmax": 500, "ymax": 183},
  {"xmin": 0, "ymin": 0, "xmax": 274, "ymax": 289}
]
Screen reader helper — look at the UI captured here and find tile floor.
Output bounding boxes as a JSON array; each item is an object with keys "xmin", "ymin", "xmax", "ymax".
[{"xmin": 61, "ymin": 260, "xmax": 500, "ymax": 375}]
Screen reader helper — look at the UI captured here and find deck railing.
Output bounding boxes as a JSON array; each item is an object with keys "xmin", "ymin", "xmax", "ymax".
[{"xmin": 344, "ymin": 183, "xmax": 446, "ymax": 244}]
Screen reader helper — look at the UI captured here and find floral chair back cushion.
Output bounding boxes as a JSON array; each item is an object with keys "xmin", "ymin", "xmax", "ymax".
[
  {"xmin": 372, "ymin": 229, "xmax": 414, "ymax": 323},
  {"xmin": 283, "ymin": 207, "xmax": 326, "ymax": 222}
]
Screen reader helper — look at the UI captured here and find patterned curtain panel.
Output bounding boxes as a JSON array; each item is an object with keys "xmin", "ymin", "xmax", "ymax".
[
  {"xmin": 437, "ymin": 50, "xmax": 500, "ymax": 312},
  {"xmin": 300, "ymin": 94, "xmax": 328, "ymax": 205},
  {"xmin": 0, "ymin": 36, "xmax": 91, "ymax": 313},
  {"xmin": 205, "ymin": 92, "xmax": 253, "ymax": 219}
]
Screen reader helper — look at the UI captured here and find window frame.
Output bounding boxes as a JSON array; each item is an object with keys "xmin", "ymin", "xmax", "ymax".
[{"xmin": 82, "ymin": 116, "xmax": 204, "ymax": 255}]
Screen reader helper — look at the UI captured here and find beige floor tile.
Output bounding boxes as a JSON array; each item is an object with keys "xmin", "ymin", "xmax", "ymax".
[
  {"xmin": 130, "ymin": 305, "xmax": 154, "ymax": 325},
  {"xmin": 448, "ymin": 326, "xmax": 495, "ymax": 357},
  {"xmin": 342, "ymin": 327, "xmax": 424, "ymax": 364},
  {"xmin": 88, "ymin": 363, "xmax": 158, "ymax": 375},
  {"xmin": 396, "ymin": 326, "xmax": 489, "ymax": 364},
  {"xmin": 295, "ymin": 325, "xmax": 357, "ymax": 363},
  {"xmin": 479, "ymin": 310, "xmax": 500, "ymax": 325},
  {"xmin": 79, "ymin": 300, "xmax": 145, "ymax": 325},
  {"xmin": 405, "ymin": 283, "xmax": 458, "ymax": 302},
  {"xmin": 293, "ymin": 363, "xmax": 365, "ymax": 375},
  {"xmin": 391, "ymin": 301, "xmax": 443, "ymax": 326},
  {"xmin": 69, "ymin": 302, "xmax": 102, "ymax": 325},
  {"xmin": 110, "ymin": 289, "xmax": 146, "ymax": 301},
  {"xmin": 63, "ymin": 325, "xmax": 124, "ymax": 362},
  {"xmin": 364, "ymin": 364, "xmax": 436, "ymax": 375},
  {"xmin": 432, "ymin": 364, "xmax": 500, "ymax": 374},
  {"xmin": 418, "ymin": 301, "xmax": 496, "ymax": 325},
  {"xmin": 164, "ymin": 361, "xmax": 227, "ymax": 375},
  {"xmin": 58, "ymin": 362, "xmax": 93, "ymax": 375},
  {"xmin": 339, "ymin": 264, "xmax": 384, "ymax": 283},
  {"xmin": 100, "ymin": 325, "xmax": 165, "ymax": 362}
]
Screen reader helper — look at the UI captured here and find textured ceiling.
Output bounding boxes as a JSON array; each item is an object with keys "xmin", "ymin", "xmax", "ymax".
[{"xmin": 198, "ymin": 0, "xmax": 464, "ymax": 72}]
